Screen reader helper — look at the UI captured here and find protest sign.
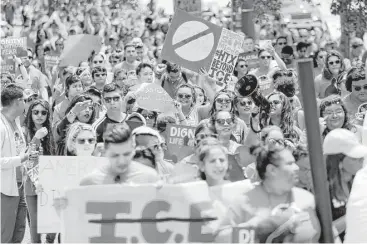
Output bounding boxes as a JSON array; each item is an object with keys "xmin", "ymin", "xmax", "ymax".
[
  {"xmin": 44, "ymin": 55, "xmax": 60, "ymax": 71},
  {"xmin": 0, "ymin": 37, "xmax": 27, "ymax": 74},
  {"xmin": 37, "ymin": 156, "xmax": 105, "ymax": 233},
  {"xmin": 166, "ymin": 124, "xmax": 195, "ymax": 162},
  {"xmin": 257, "ymin": 75, "xmax": 274, "ymax": 96},
  {"xmin": 161, "ymin": 9, "xmax": 222, "ymax": 73},
  {"xmin": 209, "ymin": 180, "xmax": 253, "ymax": 206},
  {"xmin": 173, "ymin": 0, "xmax": 201, "ymax": 14},
  {"xmin": 59, "ymin": 34, "xmax": 102, "ymax": 67},
  {"xmin": 61, "ymin": 182, "xmax": 217, "ymax": 243},
  {"xmin": 135, "ymin": 83, "xmax": 176, "ymax": 114},
  {"xmin": 208, "ymin": 28, "xmax": 244, "ymax": 84}
]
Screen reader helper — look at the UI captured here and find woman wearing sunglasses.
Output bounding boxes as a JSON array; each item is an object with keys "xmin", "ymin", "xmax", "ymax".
[
  {"xmin": 315, "ymin": 50, "xmax": 346, "ymax": 99},
  {"xmin": 23, "ymin": 99, "xmax": 55, "ymax": 243},
  {"xmin": 199, "ymin": 90, "xmax": 248, "ymax": 144},
  {"xmin": 132, "ymin": 126, "xmax": 174, "ymax": 179},
  {"xmin": 64, "ymin": 123, "xmax": 97, "ymax": 156},
  {"xmin": 234, "ymin": 96, "xmax": 255, "ymax": 128},
  {"xmin": 174, "ymin": 84, "xmax": 199, "ymax": 126},
  {"xmin": 56, "ymin": 94, "xmax": 97, "ymax": 155}
]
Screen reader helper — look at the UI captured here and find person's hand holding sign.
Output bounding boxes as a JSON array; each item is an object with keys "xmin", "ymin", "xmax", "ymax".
[{"xmin": 173, "ymin": 100, "xmax": 187, "ymax": 125}]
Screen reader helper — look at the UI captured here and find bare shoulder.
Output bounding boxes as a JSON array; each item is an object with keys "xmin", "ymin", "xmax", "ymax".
[{"xmin": 293, "ymin": 187, "xmax": 316, "ymax": 209}]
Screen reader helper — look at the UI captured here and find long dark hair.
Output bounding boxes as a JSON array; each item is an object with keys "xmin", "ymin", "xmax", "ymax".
[
  {"xmin": 25, "ymin": 99, "xmax": 56, "ymax": 155},
  {"xmin": 65, "ymin": 94, "xmax": 96, "ymax": 124},
  {"xmin": 326, "ymin": 153, "xmax": 349, "ymax": 203},
  {"xmin": 322, "ymin": 50, "xmax": 345, "ymax": 80},
  {"xmin": 209, "ymin": 90, "xmax": 235, "ymax": 116}
]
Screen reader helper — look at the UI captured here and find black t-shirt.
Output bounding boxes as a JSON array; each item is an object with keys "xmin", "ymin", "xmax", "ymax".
[{"xmin": 93, "ymin": 114, "xmax": 128, "ymax": 143}]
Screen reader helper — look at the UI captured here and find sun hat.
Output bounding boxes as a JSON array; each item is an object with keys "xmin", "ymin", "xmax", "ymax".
[{"xmin": 323, "ymin": 128, "xmax": 367, "ymax": 158}]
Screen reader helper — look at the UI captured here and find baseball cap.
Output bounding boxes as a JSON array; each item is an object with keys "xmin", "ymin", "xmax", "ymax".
[
  {"xmin": 132, "ymin": 126, "xmax": 164, "ymax": 145},
  {"xmin": 323, "ymin": 128, "xmax": 367, "ymax": 158},
  {"xmin": 24, "ymin": 88, "xmax": 38, "ymax": 99}
]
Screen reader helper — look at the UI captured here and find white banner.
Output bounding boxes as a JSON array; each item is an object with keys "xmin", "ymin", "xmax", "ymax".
[
  {"xmin": 37, "ymin": 156, "xmax": 106, "ymax": 233},
  {"xmin": 61, "ymin": 182, "xmax": 217, "ymax": 243}
]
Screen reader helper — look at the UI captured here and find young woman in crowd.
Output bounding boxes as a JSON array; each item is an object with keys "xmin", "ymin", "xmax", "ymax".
[
  {"xmin": 313, "ymin": 50, "xmax": 327, "ymax": 78},
  {"xmin": 192, "ymin": 85, "xmax": 208, "ymax": 107},
  {"xmin": 233, "ymin": 58, "xmax": 249, "ymax": 81},
  {"xmin": 315, "ymin": 50, "xmax": 346, "ymax": 99},
  {"xmin": 56, "ymin": 94, "xmax": 97, "ymax": 155},
  {"xmin": 23, "ymin": 99, "xmax": 55, "ymax": 243},
  {"xmin": 215, "ymin": 145, "xmax": 321, "ymax": 243},
  {"xmin": 198, "ymin": 141, "xmax": 230, "ymax": 187},
  {"xmin": 132, "ymin": 126, "xmax": 174, "ymax": 179},
  {"xmin": 319, "ymin": 95, "xmax": 362, "ymax": 140},
  {"xmin": 234, "ymin": 96, "xmax": 255, "ymax": 128},
  {"xmin": 323, "ymin": 128, "xmax": 366, "ymax": 240},
  {"xmin": 174, "ymin": 84, "xmax": 198, "ymax": 126},
  {"xmin": 64, "ymin": 122, "xmax": 97, "ymax": 156},
  {"xmin": 199, "ymin": 90, "xmax": 248, "ymax": 144},
  {"xmin": 75, "ymin": 66, "xmax": 93, "ymax": 88}
]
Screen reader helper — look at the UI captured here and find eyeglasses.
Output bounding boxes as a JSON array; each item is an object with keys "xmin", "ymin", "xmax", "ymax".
[
  {"xmin": 24, "ymin": 95, "xmax": 38, "ymax": 103},
  {"xmin": 322, "ymin": 98, "xmax": 342, "ymax": 107},
  {"xmin": 77, "ymin": 138, "xmax": 96, "ymax": 144},
  {"xmin": 93, "ymin": 60, "xmax": 104, "ymax": 64},
  {"xmin": 260, "ymin": 56, "xmax": 272, "ymax": 60},
  {"xmin": 216, "ymin": 98, "xmax": 231, "ymax": 104},
  {"xmin": 215, "ymin": 118, "xmax": 234, "ymax": 125},
  {"xmin": 269, "ymin": 100, "xmax": 281, "ymax": 106},
  {"xmin": 239, "ymin": 64, "xmax": 248, "ymax": 68},
  {"xmin": 104, "ymin": 96, "xmax": 121, "ymax": 103},
  {"xmin": 95, "ymin": 73, "xmax": 107, "ymax": 78},
  {"xmin": 353, "ymin": 85, "xmax": 367, "ymax": 91},
  {"xmin": 277, "ymin": 42, "xmax": 286, "ymax": 45},
  {"xmin": 239, "ymin": 100, "xmax": 253, "ymax": 107},
  {"xmin": 328, "ymin": 60, "xmax": 340, "ymax": 66},
  {"xmin": 177, "ymin": 93, "xmax": 192, "ymax": 99},
  {"xmin": 195, "ymin": 133, "xmax": 218, "ymax": 144},
  {"xmin": 323, "ymin": 109, "xmax": 344, "ymax": 116},
  {"xmin": 142, "ymin": 113, "xmax": 155, "ymax": 120},
  {"xmin": 32, "ymin": 110, "xmax": 47, "ymax": 116}
]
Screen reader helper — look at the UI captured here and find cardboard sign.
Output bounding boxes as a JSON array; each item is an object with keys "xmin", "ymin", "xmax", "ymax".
[
  {"xmin": 161, "ymin": 9, "xmax": 222, "ymax": 73},
  {"xmin": 61, "ymin": 182, "xmax": 217, "ymax": 243},
  {"xmin": 209, "ymin": 180, "xmax": 253, "ymax": 206},
  {"xmin": 166, "ymin": 124, "xmax": 195, "ymax": 162},
  {"xmin": 208, "ymin": 28, "xmax": 244, "ymax": 84},
  {"xmin": 37, "ymin": 156, "xmax": 106, "ymax": 233},
  {"xmin": 173, "ymin": 0, "xmax": 201, "ymax": 14},
  {"xmin": 59, "ymin": 34, "xmax": 102, "ymax": 67},
  {"xmin": 44, "ymin": 55, "xmax": 60, "ymax": 71},
  {"xmin": 0, "ymin": 37, "xmax": 27, "ymax": 74},
  {"xmin": 135, "ymin": 83, "xmax": 176, "ymax": 114},
  {"xmin": 238, "ymin": 51, "xmax": 259, "ymax": 73},
  {"xmin": 258, "ymin": 75, "xmax": 274, "ymax": 96}
]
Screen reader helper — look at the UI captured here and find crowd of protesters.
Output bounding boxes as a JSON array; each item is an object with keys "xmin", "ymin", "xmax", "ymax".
[{"xmin": 1, "ymin": 0, "xmax": 367, "ymax": 243}]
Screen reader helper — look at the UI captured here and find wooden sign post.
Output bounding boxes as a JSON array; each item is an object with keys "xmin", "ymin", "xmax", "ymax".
[{"xmin": 296, "ymin": 59, "xmax": 334, "ymax": 243}]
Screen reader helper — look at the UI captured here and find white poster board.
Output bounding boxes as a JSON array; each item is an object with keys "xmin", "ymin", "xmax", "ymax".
[
  {"xmin": 37, "ymin": 156, "xmax": 106, "ymax": 233},
  {"xmin": 61, "ymin": 182, "xmax": 217, "ymax": 243}
]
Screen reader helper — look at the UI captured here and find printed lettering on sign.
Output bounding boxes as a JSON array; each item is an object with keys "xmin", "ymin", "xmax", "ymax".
[
  {"xmin": 61, "ymin": 182, "xmax": 218, "ymax": 243},
  {"xmin": 166, "ymin": 124, "xmax": 195, "ymax": 162},
  {"xmin": 232, "ymin": 227, "xmax": 255, "ymax": 243},
  {"xmin": 208, "ymin": 29, "xmax": 244, "ymax": 85},
  {"xmin": 37, "ymin": 156, "xmax": 105, "ymax": 233}
]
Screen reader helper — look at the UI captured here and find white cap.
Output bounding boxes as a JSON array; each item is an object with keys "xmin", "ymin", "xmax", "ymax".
[{"xmin": 323, "ymin": 128, "xmax": 367, "ymax": 158}]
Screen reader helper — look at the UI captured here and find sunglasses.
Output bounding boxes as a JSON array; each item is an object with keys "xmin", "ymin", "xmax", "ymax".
[
  {"xmin": 93, "ymin": 60, "xmax": 104, "ymax": 64},
  {"xmin": 352, "ymin": 45, "xmax": 362, "ymax": 49},
  {"xmin": 95, "ymin": 73, "xmax": 106, "ymax": 78},
  {"xmin": 216, "ymin": 98, "xmax": 231, "ymax": 104},
  {"xmin": 148, "ymin": 143, "xmax": 167, "ymax": 151},
  {"xmin": 195, "ymin": 133, "xmax": 218, "ymax": 144},
  {"xmin": 270, "ymin": 100, "xmax": 281, "ymax": 106},
  {"xmin": 328, "ymin": 60, "xmax": 340, "ymax": 66},
  {"xmin": 215, "ymin": 118, "xmax": 234, "ymax": 125},
  {"xmin": 239, "ymin": 64, "xmax": 248, "ymax": 68},
  {"xmin": 277, "ymin": 42, "xmax": 286, "ymax": 45},
  {"xmin": 142, "ymin": 113, "xmax": 155, "ymax": 120},
  {"xmin": 178, "ymin": 93, "xmax": 192, "ymax": 99},
  {"xmin": 268, "ymin": 138, "xmax": 295, "ymax": 149},
  {"xmin": 323, "ymin": 98, "xmax": 342, "ymax": 108},
  {"xmin": 32, "ymin": 110, "xmax": 48, "ymax": 116},
  {"xmin": 260, "ymin": 56, "xmax": 272, "ymax": 60},
  {"xmin": 353, "ymin": 85, "xmax": 367, "ymax": 91},
  {"xmin": 77, "ymin": 138, "xmax": 96, "ymax": 144},
  {"xmin": 239, "ymin": 100, "xmax": 253, "ymax": 106},
  {"xmin": 111, "ymin": 60, "xmax": 120, "ymax": 64},
  {"xmin": 24, "ymin": 95, "xmax": 38, "ymax": 103},
  {"xmin": 104, "ymin": 96, "xmax": 120, "ymax": 103},
  {"xmin": 28, "ymin": 56, "xmax": 33, "ymax": 59}
]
